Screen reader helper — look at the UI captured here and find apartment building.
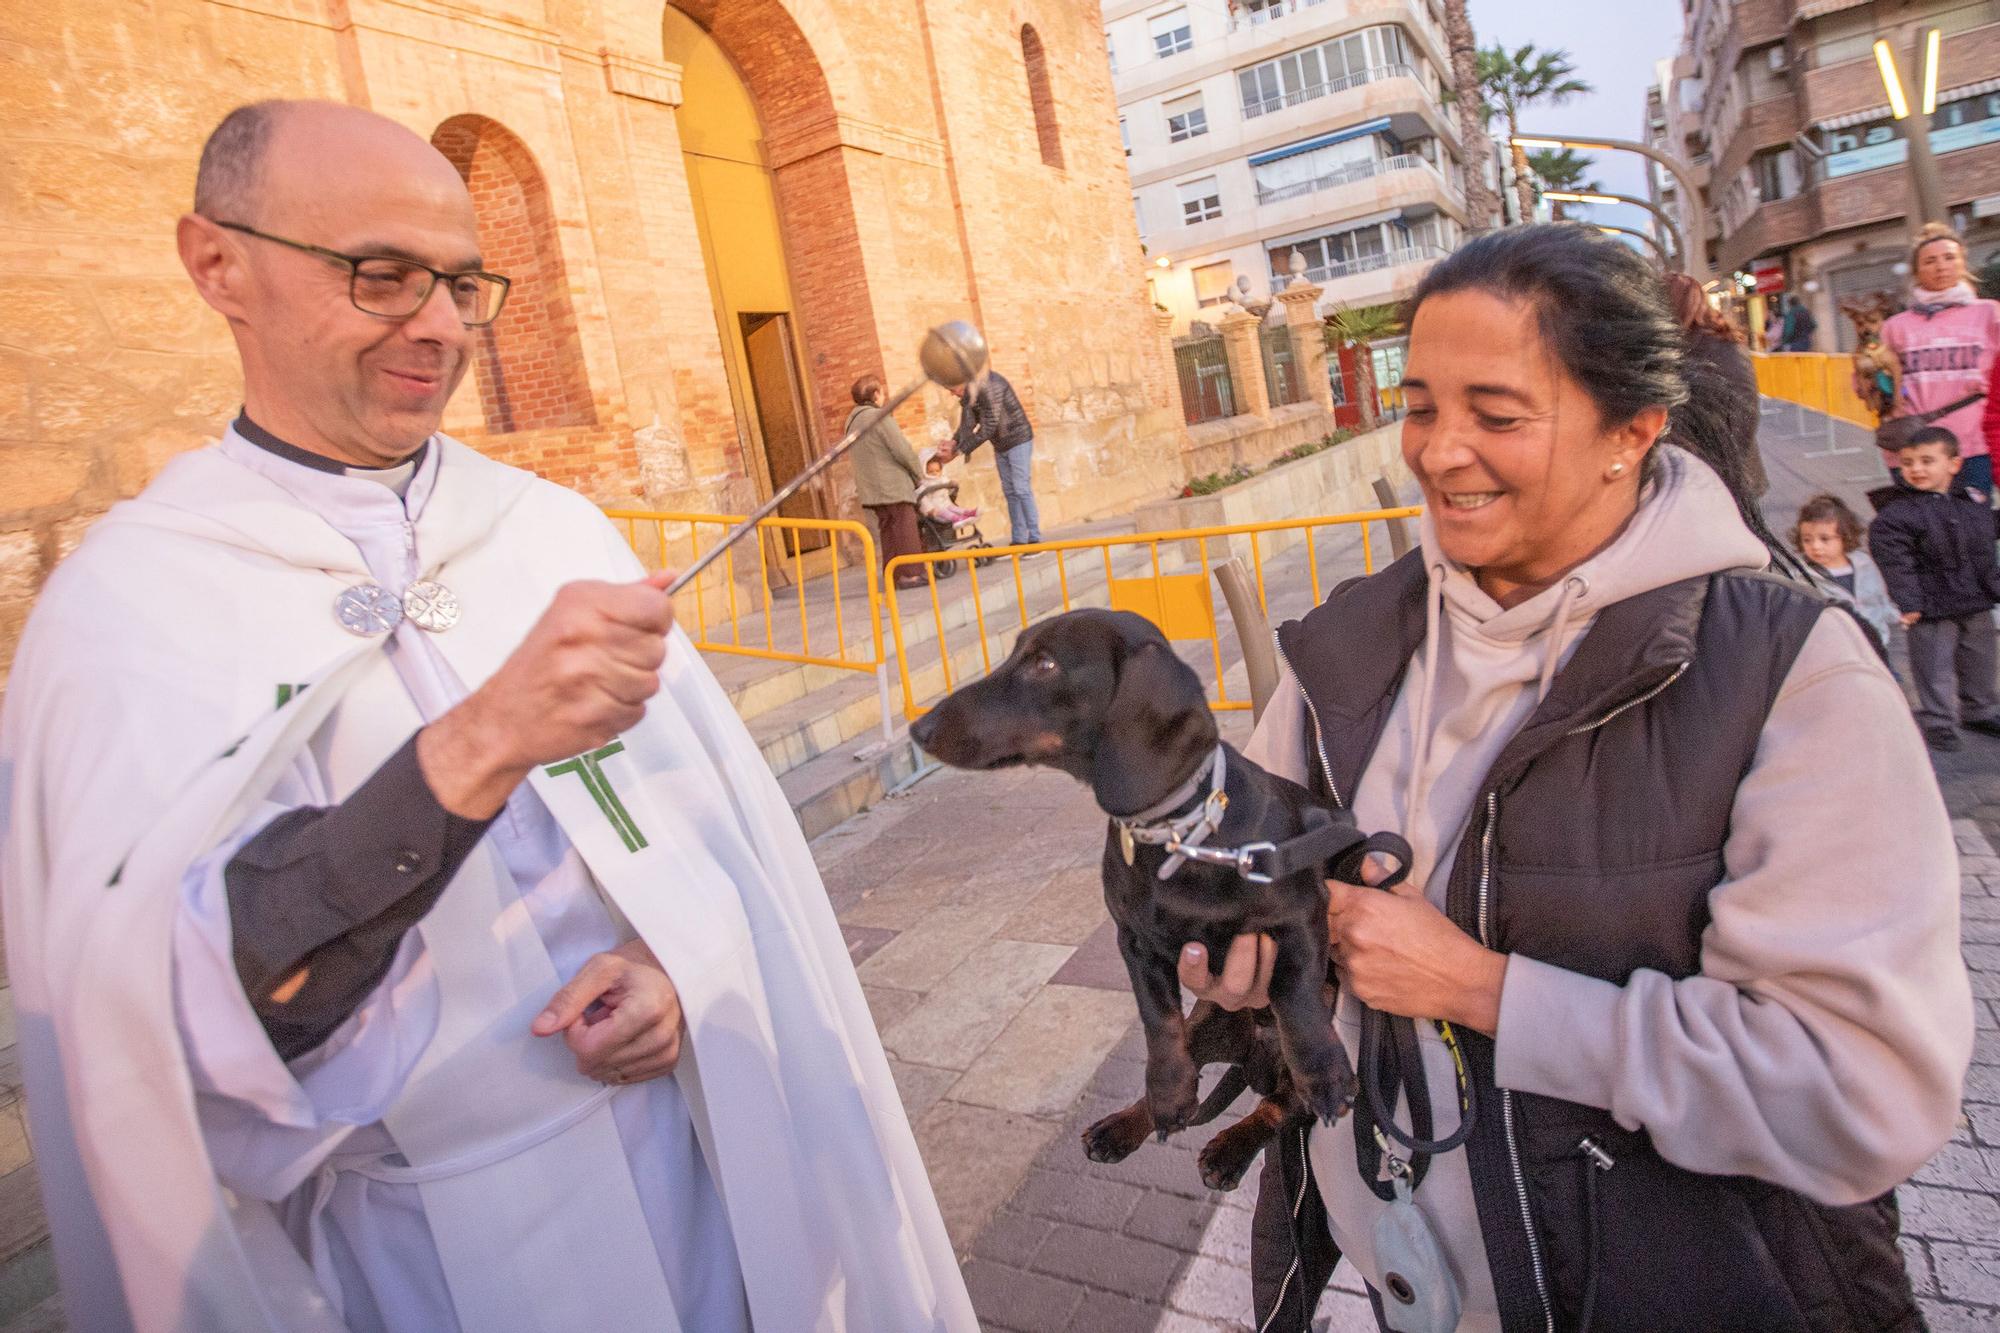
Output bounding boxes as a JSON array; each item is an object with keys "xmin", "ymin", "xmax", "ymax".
[
  {"xmin": 1647, "ymin": 0, "xmax": 2000, "ymax": 349},
  {"xmin": 1107, "ymin": 0, "xmax": 1469, "ymax": 333}
]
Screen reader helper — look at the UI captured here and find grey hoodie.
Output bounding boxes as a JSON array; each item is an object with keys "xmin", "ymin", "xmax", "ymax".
[{"xmin": 1245, "ymin": 448, "xmax": 1973, "ymax": 1328}]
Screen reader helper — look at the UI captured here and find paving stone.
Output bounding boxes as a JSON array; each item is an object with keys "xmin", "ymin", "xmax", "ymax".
[
  {"xmin": 963, "ymin": 1258, "xmax": 1085, "ymax": 1333},
  {"xmin": 1916, "ymin": 1142, "xmax": 2000, "ymax": 1191},
  {"xmin": 1163, "ymin": 1252, "xmax": 1257, "ymax": 1323},
  {"xmin": 1121, "ymin": 1189, "xmax": 1216, "ymax": 1255},
  {"xmin": 1064, "ymin": 1288, "xmax": 1169, "ymax": 1333},
  {"xmin": 1931, "ymin": 1240, "xmax": 2000, "ymax": 1306},
  {"xmin": 1967, "ymin": 1103, "xmax": 1998, "ymax": 1147},
  {"xmin": 1194, "ymin": 1191, "xmax": 1255, "ymax": 1267},
  {"xmin": 1901, "ymin": 1183, "xmax": 2000, "ymax": 1243},
  {"xmin": 1048, "ymin": 917, "xmax": 1133, "ymax": 992},
  {"xmin": 949, "ymin": 984, "xmax": 1135, "ymax": 1116},
  {"xmin": 998, "ymin": 864, "xmax": 1108, "ymax": 946},
  {"xmin": 888, "ymin": 1060, "xmax": 960, "ymax": 1124},
  {"xmin": 1318, "ymin": 1288, "xmax": 1389, "ymax": 1332},
  {"xmin": 881, "ymin": 939, "xmax": 1072, "ymax": 1069},
  {"xmin": 1028, "ymin": 1221, "xmax": 1185, "ymax": 1302},
  {"xmin": 914, "ymin": 1101, "xmax": 1061, "ymax": 1250},
  {"xmin": 841, "ymin": 923, "xmax": 896, "ymax": 967},
  {"xmin": 1966, "ymin": 1064, "xmax": 2000, "ymax": 1104},
  {"xmin": 1012, "ymin": 1168, "xmax": 1145, "ymax": 1231},
  {"xmin": 1902, "ymin": 1236, "xmax": 1938, "ymax": 1297},
  {"xmin": 1916, "ymin": 1297, "xmax": 2000, "ymax": 1332},
  {"xmin": 971, "ymin": 1211, "xmax": 1054, "ymax": 1269},
  {"xmin": 862, "ymin": 984, "xmax": 920, "ymax": 1030}
]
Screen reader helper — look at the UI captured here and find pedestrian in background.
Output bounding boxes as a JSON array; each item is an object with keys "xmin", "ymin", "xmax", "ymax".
[
  {"xmin": 1666, "ymin": 270, "xmax": 1766, "ymax": 498},
  {"xmin": 1882, "ymin": 223, "xmax": 2000, "ymax": 497},
  {"xmin": 846, "ymin": 374, "xmax": 928, "ymax": 590},
  {"xmin": 1869, "ymin": 425, "xmax": 2000, "ymax": 752},
  {"xmin": 1778, "ymin": 292, "xmax": 1818, "ymax": 351},
  {"xmin": 1792, "ymin": 492, "xmax": 1897, "ymax": 650},
  {"xmin": 943, "ymin": 366, "xmax": 1042, "ymax": 547}
]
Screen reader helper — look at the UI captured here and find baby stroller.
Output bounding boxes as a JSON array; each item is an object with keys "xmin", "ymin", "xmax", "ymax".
[{"xmin": 910, "ymin": 454, "xmax": 995, "ymax": 580}]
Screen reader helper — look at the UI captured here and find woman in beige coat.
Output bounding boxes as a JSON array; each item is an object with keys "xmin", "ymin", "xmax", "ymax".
[{"xmin": 846, "ymin": 374, "xmax": 926, "ymax": 589}]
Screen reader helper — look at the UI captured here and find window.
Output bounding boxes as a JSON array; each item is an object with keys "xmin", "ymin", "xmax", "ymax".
[
  {"xmin": 1164, "ymin": 93, "xmax": 1209, "ymax": 143},
  {"xmin": 1150, "ymin": 9, "xmax": 1192, "ymax": 59},
  {"xmin": 1106, "ymin": 32, "xmax": 1118, "ymax": 74},
  {"xmin": 1133, "ymin": 194, "xmax": 1146, "ymax": 238},
  {"xmin": 1120, "ymin": 117, "xmax": 1131, "ymax": 155},
  {"xmin": 1252, "ymin": 132, "xmax": 1387, "ymax": 202},
  {"xmin": 1268, "ymin": 220, "xmax": 1391, "ymax": 280},
  {"xmin": 1808, "ymin": 7, "xmax": 1876, "ymax": 68},
  {"xmin": 1022, "ymin": 26, "xmax": 1064, "ymax": 169},
  {"xmin": 1238, "ymin": 25, "xmax": 1412, "ymax": 118},
  {"xmin": 1179, "ymin": 175, "xmax": 1222, "ymax": 224},
  {"xmin": 1741, "ymin": 43, "xmax": 1787, "ymax": 102},
  {"xmin": 1750, "ymin": 145, "xmax": 1801, "ymax": 202},
  {"xmin": 1194, "ymin": 261, "xmax": 1235, "ymax": 306}
]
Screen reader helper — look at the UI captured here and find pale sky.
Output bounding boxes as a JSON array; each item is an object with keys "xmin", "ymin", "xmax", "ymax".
[{"xmin": 1470, "ymin": 0, "xmax": 1688, "ymax": 240}]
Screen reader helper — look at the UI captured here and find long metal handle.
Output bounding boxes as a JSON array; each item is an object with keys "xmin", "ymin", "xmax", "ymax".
[{"xmin": 665, "ymin": 376, "xmax": 931, "ymax": 595}]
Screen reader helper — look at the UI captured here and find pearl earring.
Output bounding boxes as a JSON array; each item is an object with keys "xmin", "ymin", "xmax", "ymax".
[{"xmin": 1607, "ymin": 461, "xmax": 1627, "ymax": 478}]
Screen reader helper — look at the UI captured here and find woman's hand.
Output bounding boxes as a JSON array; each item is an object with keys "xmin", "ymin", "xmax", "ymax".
[
  {"xmin": 1326, "ymin": 879, "xmax": 1508, "ymax": 1035},
  {"xmin": 532, "ymin": 939, "xmax": 685, "ymax": 1085}
]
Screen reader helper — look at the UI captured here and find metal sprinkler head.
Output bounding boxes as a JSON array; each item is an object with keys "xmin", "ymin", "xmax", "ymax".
[{"xmin": 919, "ymin": 320, "xmax": 989, "ymax": 389}]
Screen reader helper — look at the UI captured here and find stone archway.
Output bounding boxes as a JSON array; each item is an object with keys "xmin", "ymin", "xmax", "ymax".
[
  {"xmin": 431, "ymin": 115, "xmax": 597, "ymax": 439},
  {"xmin": 664, "ymin": 1, "xmax": 882, "ymax": 463}
]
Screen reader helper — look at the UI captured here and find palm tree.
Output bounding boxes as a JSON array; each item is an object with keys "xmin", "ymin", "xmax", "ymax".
[
  {"xmin": 1477, "ymin": 43, "xmax": 1593, "ymax": 224},
  {"xmin": 1442, "ymin": 0, "xmax": 1499, "ymax": 233},
  {"xmin": 1524, "ymin": 147, "xmax": 1601, "ymax": 219},
  {"xmin": 1323, "ymin": 303, "xmax": 1403, "ymax": 429}
]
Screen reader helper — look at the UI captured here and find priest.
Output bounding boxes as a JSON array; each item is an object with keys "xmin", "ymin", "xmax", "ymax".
[{"xmin": 0, "ymin": 100, "xmax": 973, "ymax": 1333}]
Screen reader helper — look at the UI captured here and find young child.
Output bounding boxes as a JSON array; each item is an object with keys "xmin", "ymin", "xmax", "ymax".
[
  {"xmin": 916, "ymin": 450, "xmax": 978, "ymax": 526},
  {"xmin": 1868, "ymin": 426, "xmax": 2000, "ymax": 751},
  {"xmin": 1794, "ymin": 493, "xmax": 1898, "ymax": 648}
]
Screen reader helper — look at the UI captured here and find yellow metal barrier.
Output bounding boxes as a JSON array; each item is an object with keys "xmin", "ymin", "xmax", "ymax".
[
  {"xmin": 605, "ymin": 510, "xmax": 885, "ymax": 676},
  {"xmin": 1751, "ymin": 352, "xmax": 1876, "ymax": 430},
  {"xmin": 882, "ymin": 509, "xmax": 1421, "ymax": 719}
]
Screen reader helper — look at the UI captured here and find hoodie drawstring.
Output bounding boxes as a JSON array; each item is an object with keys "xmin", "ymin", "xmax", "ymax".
[
  {"xmin": 1535, "ymin": 575, "xmax": 1590, "ymax": 705},
  {"xmin": 1400, "ymin": 565, "xmax": 1447, "ymax": 839}
]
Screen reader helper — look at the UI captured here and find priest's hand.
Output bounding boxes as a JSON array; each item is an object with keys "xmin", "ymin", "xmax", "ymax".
[
  {"xmin": 419, "ymin": 572, "xmax": 677, "ymax": 818},
  {"xmin": 532, "ymin": 939, "xmax": 685, "ymax": 1085}
]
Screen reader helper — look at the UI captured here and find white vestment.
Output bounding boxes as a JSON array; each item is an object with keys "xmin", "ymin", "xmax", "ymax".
[{"xmin": 0, "ymin": 428, "xmax": 975, "ymax": 1333}]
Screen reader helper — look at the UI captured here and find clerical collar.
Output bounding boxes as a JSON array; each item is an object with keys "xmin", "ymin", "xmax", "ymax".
[{"xmin": 233, "ymin": 413, "xmax": 428, "ymax": 498}]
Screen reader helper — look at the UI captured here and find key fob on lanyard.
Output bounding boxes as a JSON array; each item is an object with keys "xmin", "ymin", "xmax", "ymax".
[{"xmin": 1372, "ymin": 1161, "xmax": 1461, "ymax": 1333}]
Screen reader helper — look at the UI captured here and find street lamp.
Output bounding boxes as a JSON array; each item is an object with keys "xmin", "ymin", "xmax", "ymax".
[
  {"xmin": 1511, "ymin": 133, "xmax": 1714, "ymax": 280},
  {"xmin": 1593, "ymin": 222, "xmax": 1669, "ymax": 265},
  {"xmin": 1543, "ymin": 190, "xmax": 1688, "ymax": 269},
  {"xmin": 1873, "ymin": 28, "xmax": 1947, "ymax": 231}
]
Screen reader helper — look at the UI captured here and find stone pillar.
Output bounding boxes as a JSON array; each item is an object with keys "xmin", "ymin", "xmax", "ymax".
[
  {"xmin": 1275, "ymin": 282, "xmax": 1333, "ymax": 414},
  {"xmin": 1218, "ymin": 307, "xmax": 1270, "ymax": 419}
]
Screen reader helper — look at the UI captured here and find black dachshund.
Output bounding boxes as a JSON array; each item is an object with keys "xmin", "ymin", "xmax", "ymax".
[{"xmin": 910, "ymin": 609, "xmax": 1399, "ymax": 1178}]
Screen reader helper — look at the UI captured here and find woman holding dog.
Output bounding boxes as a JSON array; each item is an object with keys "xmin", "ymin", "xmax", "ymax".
[
  {"xmin": 1879, "ymin": 223, "xmax": 2000, "ymax": 496},
  {"xmin": 1190, "ymin": 225, "xmax": 1972, "ymax": 1332}
]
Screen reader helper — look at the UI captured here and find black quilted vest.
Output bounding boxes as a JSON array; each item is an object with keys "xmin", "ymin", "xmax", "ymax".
[{"xmin": 1272, "ymin": 553, "xmax": 1919, "ymax": 1333}]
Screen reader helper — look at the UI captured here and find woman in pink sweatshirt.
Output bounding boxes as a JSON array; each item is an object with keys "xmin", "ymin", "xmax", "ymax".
[{"xmin": 1884, "ymin": 222, "xmax": 2000, "ymax": 496}]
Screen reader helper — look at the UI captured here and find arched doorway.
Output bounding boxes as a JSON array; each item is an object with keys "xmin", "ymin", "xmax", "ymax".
[
  {"xmin": 430, "ymin": 116, "xmax": 596, "ymax": 445},
  {"xmin": 665, "ymin": 6, "xmax": 824, "ymax": 548}
]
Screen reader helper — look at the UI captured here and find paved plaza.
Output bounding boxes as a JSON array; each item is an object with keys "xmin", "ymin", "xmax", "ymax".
[{"xmin": 817, "ymin": 400, "xmax": 2000, "ymax": 1332}]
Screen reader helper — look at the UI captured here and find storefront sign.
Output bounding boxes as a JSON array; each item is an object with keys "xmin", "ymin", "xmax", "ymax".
[
  {"xmin": 1823, "ymin": 91, "xmax": 2000, "ymax": 179},
  {"xmin": 1750, "ymin": 257, "xmax": 1786, "ymax": 295}
]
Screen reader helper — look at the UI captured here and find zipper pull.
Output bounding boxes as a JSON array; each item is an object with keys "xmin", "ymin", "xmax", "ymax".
[{"xmin": 1578, "ymin": 1136, "xmax": 1615, "ymax": 1171}]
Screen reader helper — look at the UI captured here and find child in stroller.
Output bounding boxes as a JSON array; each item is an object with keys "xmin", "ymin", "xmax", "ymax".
[{"xmin": 913, "ymin": 449, "xmax": 993, "ymax": 579}]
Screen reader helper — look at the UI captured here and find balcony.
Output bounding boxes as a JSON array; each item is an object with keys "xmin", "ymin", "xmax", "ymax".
[
  {"xmin": 1294, "ymin": 242, "xmax": 1448, "ymax": 286},
  {"xmin": 1253, "ymin": 152, "xmax": 1428, "ymax": 205},
  {"xmin": 1241, "ymin": 63, "xmax": 1417, "ymax": 121}
]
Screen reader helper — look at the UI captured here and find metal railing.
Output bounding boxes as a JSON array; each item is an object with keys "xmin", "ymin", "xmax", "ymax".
[
  {"xmin": 1261, "ymin": 325, "xmax": 1304, "ymax": 406},
  {"xmin": 1175, "ymin": 336, "xmax": 1237, "ymax": 424},
  {"xmin": 1240, "ymin": 63, "xmax": 1417, "ymax": 120},
  {"xmin": 1750, "ymin": 352, "xmax": 1874, "ymax": 430},
  {"xmin": 1254, "ymin": 153, "xmax": 1423, "ymax": 206},
  {"xmin": 1293, "ymin": 243, "xmax": 1448, "ymax": 285},
  {"xmin": 881, "ymin": 510, "xmax": 1420, "ymax": 720},
  {"xmin": 606, "ymin": 510, "xmax": 886, "ymax": 675}
]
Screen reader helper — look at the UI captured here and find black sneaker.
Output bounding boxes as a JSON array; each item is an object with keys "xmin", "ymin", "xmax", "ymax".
[
  {"xmin": 1927, "ymin": 727, "xmax": 1965, "ymax": 752},
  {"xmin": 1965, "ymin": 717, "xmax": 2000, "ymax": 739}
]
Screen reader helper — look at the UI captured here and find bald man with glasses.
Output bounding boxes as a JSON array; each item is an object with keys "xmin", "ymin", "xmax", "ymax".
[{"xmin": 0, "ymin": 100, "xmax": 972, "ymax": 1333}]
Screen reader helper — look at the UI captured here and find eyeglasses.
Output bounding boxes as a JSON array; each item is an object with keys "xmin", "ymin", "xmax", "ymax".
[{"xmin": 214, "ymin": 221, "xmax": 512, "ymax": 326}]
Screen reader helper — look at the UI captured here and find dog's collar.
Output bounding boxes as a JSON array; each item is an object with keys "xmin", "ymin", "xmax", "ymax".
[{"xmin": 1114, "ymin": 747, "xmax": 1229, "ymax": 880}]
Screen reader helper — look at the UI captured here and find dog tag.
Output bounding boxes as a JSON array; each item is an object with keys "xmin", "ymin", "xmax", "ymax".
[{"xmin": 1119, "ymin": 824, "xmax": 1136, "ymax": 866}]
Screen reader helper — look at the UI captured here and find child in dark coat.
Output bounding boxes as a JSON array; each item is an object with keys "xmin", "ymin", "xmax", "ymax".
[{"xmin": 1868, "ymin": 425, "xmax": 2000, "ymax": 751}]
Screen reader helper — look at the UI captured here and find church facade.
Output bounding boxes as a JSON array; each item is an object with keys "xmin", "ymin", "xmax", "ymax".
[{"xmin": 0, "ymin": 0, "xmax": 1189, "ymax": 685}]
